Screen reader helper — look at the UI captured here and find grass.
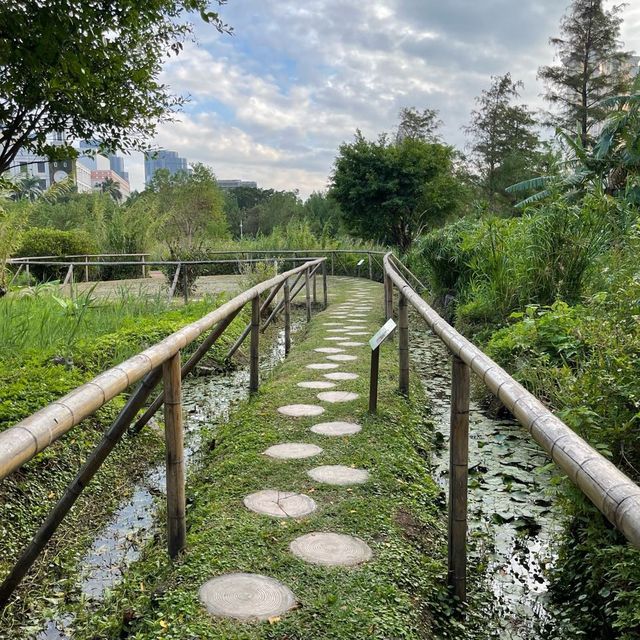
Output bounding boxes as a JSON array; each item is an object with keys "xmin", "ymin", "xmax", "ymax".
[{"xmin": 66, "ymin": 278, "xmax": 452, "ymax": 640}]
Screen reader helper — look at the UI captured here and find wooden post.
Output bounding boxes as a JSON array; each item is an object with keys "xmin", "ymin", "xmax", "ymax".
[
  {"xmin": 250, "ymin": 295, "xmax": 260, "ymax": 392},
  {"xmin": 305, "ymin": 267, "xmax": 311, "ymax": 322},
  {"xmin": 448, "ymin": 355, "xmax": 470, "ymax": 603},
  {"xmin": 369, "ymin": 346, "xmax": 380, "ymax": 413},
  {"xmin": 84, "ymin": 256, "xmax": 89, "ymax": 282},
  {"xmin": 322, "ymin": 260, "xmax": 328, "ymax": 309},
  {"xmin": 25, "ymin": 261, "xmax": 30, "ymax": 282},
  {"xmin": 384, "ymin": 273, "xmax": 393, "ymax": 321},
  {"xmin": 163, "ymin": 352, "xmax": 186, "ymax": 559},
  {"xmin": 331, "ymin": 252, "xmax": 335, "ymax": 276},
  {"xmin": 284, "ymin": 279, "xmax": 291, "ymax": 356},
  {"xmin": 368, "ymin": 252, "xmax": 373, "ymax": 280},
  {"xmin": 312, "ymin": 268, "xmax": 317, "ymax": 304},
  {"xmin": 141, "ymin": 255, "xmax": 147, "ymax": 278},
  {"xmin": 183, "ymin": 267, "xmax": 189, "ymax": 304},
  {"xmin": 168, "ymin": 263, "xmax": 181, "ymax": 301},
  {"xmin": 398, "ymin": 291, "xmax": 409, "ymax": 395}
]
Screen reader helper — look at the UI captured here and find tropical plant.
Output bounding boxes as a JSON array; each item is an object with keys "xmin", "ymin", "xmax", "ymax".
[
  {"xmin": 98, "ymin": 177, "xmax": 123, "ymax": 203},
  {"xmin": 11, "ymin": 173, "xmax": 43, "ymax": 201}
]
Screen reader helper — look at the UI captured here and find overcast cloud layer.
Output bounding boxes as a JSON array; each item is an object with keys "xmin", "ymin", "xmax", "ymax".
[{"xmin": 125, "ymin": 0, "xmax": 640, "ymax": 196}]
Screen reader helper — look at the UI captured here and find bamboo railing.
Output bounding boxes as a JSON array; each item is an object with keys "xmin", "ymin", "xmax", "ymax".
[
  {"xmin": 0, "ymin": 258, "xmax": 327, "ymax": 604},
  {"xmin": 382, "ymin": 252, "xmax": 640, "ymax": 602}
]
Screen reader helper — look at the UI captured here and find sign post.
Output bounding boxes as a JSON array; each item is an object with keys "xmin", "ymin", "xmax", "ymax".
[{"xmin": 368, "ymin": 318, "xmax": 396, "ymax": 413}]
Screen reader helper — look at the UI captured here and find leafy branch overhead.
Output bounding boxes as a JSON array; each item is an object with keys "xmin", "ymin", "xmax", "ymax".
[{"xmin": 0, "ymin": 0, "xmax": 231, "ymax": 174}]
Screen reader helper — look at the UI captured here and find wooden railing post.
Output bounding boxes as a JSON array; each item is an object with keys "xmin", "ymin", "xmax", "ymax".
[
  {"xmin": 84, "ymin": 256, "xmax": 89, "ymax": 282},
  {"xmin": 384, "ymin": 273, "xmax": 393, "ymax": 321},
  {"xmin": 368, "ymin": 252, "xmax": 373, "ymax": 280},
  {"xmin": 163, "ymin": 352, "xmax": 186, "ymax": 559},
  {"xmin": 284, "ymin": 279, "xmax": 291, "ymax": 355},
  {"xmin": 183, "ymin": 267, "xmax": 189, "ymax": 304},
  {"xmin": 141, "ymin": 255, "xmax": 147, "ymax": 278},
  {"xmin": 398, "ymin": 291, "xmax": 409, "ymax": 395},
  {"xmin": 448, "ymin": 355, "xmax": 470, "ymax": 604},
  {"xmin": 331, "ymin": 252, "xmax": 335, "ymax": 276},
  {"xmin": 250, "ymin": 295, "xmax": 260, "ymax": 392},
  {"xmin": 305, "ymin": 267, "xmax": 311, "ymax": 322},
  {"xmin": 322, "ymin": 260, "xmax": 328, "ymax": 309}
]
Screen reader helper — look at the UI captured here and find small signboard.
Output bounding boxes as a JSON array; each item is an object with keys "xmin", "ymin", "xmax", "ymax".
[
  {"xmin": 369, "ymin": 318, "xmax": 396, "ymax": 351},
  {"xmin": 356, "ymin": 259, "xmax": 365, "ymax": 266}
]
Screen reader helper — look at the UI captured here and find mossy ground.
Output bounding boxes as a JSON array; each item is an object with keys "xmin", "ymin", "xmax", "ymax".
[{"xmin": 68, "ymin": 278, "xmax": 450, "ymax": 640}]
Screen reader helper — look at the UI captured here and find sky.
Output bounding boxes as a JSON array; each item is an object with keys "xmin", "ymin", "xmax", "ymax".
[{"xmin": 124, "ymin": 0, "xmax": 640, "ymax": 197}]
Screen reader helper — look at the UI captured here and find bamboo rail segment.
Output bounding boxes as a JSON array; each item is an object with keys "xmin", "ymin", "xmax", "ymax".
[
  {"xmin": 382, "ymin": 252, "xmax": 640, "ymax": 603},
  {"xmin": 0, "ymin": 258, "xmax": 326, "ymax": 605}
]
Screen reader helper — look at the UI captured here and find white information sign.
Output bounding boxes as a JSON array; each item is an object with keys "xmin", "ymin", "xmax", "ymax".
[
  {"xmin": 369, "ymin": 318, "xmax": 396, "ymax": 350},
  {"xmin": 356, "ymin": 259, "xmax": 365, "ymax": 266}
]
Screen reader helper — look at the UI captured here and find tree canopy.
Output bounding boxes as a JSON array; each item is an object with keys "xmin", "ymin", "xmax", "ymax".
[
  {"xmin": 0, "ymin": 0, "xmax": 230, "ymax": 174},
  {"xmin": 331, "ymin": 132, "xmax": 462, "ymax": 250}
]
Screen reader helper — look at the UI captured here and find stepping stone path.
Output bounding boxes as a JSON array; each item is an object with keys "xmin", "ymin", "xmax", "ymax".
[
  {"xmin": 278, "ymin": 404, "xmax": 325, "ymax": 417},
  {"xmin": 264, "ymin": 443, "xmax": 323, "ymax": 459},
  {"xmin": 199, "ymin": 573, "xmax": 296, "ymax": 621},
  {"xmin": 317, "ymin": 391, "xmax": 360, "ymax": 403},
  {"xmin": 244, "ymin": 489, "xmax": 316, "ymax": 518},
  {"xmin": 311, "ymin": 420, "xmax": 362, "ymax": 436},
  {"xmin": 307, "ymin": 465, "xmax": 369, "ymax": 485},
  {"xmin": 297, "ymin": 381, "xmax": 336, "ymax": 389},
  {"xmin": 289, "ymin": 532, "xmax": 373, "ymax": 566},
  {"xmin": 202, "ymin": 283, "xmax": 377, "ymax": 622}
]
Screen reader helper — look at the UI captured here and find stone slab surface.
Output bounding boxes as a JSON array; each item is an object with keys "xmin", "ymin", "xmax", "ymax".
[
  {"xmin": 306, "ymin": 363, "xmax": 339, "ymax": 370},
  {"xmin": 278, "ymin": 404, "xmax": 325, "ymax": 417},
  {"xmin": 264, "ymin": 443, "xmax": 323, "ymax": 459},
  {"xmin": 297, "ymin": 381, "xmax": 336, "ymax": 389},
  {"xmin": 323, "ymin": 372, "xmax": 359, "ymax": 381},
  {"xmin": 344, "ymin": 331, "xmax": 369, "ymax": 336},
  {"xmin": 289, "ymin": 532, "xmax": 372, "ymax": 566},
  {"xmin": 326, "ymin": 354, "xmax": 358, "ymax": 362},
  {"xmin": 317, "ymin": 391, "xmax": 360, "ymax": 403},
  {"xmin": 244, "ymin": 489, "xmax": 316, "ymax": 518},
  {"xmin": 307, "ymin": 465, "xmax": 369, "ymax": 485},
  {"xmin": 338, "ymin": 341, "xmax": 365, "ymax": 347},
  {"xmin": 310, "ymin": 421, "xmax": 362, "ymax": 436},
  {"xmin": 314, "ymin": 347, "xmax": 345, "ymax": 354},
  {"xmin": 324, "ymin": 336, "xmax": 346, "ymax": 341},
  {"xmin": 199, "ymin": 573, "xmax": 296, "ymax": 621}
]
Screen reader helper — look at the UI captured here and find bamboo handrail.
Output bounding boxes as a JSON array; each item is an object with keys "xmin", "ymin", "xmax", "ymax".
[
  {"xmin": 0, "ymin": 258, "xmax": 325, "ymax": 481},
  {"xmin": 383, "ymin": 252, "xmax": 640, "ymax": 548}
]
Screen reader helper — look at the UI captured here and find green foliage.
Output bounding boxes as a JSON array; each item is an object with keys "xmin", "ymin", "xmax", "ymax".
[
  {"xmin": 0, "ymin": 197, "xmax": 28, "ymax": 291},
  {"xmin": 302, "ymin": 191, "xmax": 343, "ymax": 237},
  {"xmin": 0, "ymin": 0, "xmax": 230, "ymax": 174},
  {"xmin": 331, "ymin": 131, "xmax": 463, "ymax": 249}
]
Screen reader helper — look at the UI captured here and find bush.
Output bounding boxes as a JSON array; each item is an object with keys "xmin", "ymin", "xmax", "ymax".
[{"xmin": 14, "ymin": 227, "xmax": 99, "ymax": 282}]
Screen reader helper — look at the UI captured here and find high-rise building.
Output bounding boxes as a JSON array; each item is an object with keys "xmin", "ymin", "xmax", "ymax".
[
  {"xmin": 144, "ymin": 149, "xmax": 188, "ymax": 185},
  {"xmin": 217, "ymin": 179, "xmax": 258, "ymax": 190}
]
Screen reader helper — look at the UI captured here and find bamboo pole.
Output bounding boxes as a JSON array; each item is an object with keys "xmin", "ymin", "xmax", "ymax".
[
  {"xmin": 183, "ymin": 268, "xmax": 189, "ymax": 304},
  {"xmin": 141, "ymin": 255, "xmax": 147, "ymax": 278},
  {"xmin": 368, "ymin": 252, "xmax": 373, "ymax": 280},
  {"xmin": 398, "ymin": 291, "xmax": 409, "ymax": 395},
  {"xmin": 312, "ymin": 268, "xmax": 317, "ymax": 304},
  {"xmin": 305, "ymin": 267, "xmax": 311, "ymax": 322},
  {"xmin": 134, "ymin": 308, "xmax": 242, "ymax": 433},
  {"xmin": 284, "ymin": 278, "xmax": 291, "ymax": 355},
  {"xmin": 0, "ymin": 367, "xmax": 163, "ymax": 605},
  {"xmin": 331, "ymin": 252, "xmax": 335, "ymax": 276},
  {"xmin": 448, "ymin": 356, "xmax": 470, "ymax": 603},
  {"xmin": 84, "ymin": 256, "xmax": 89, "ymax": 282},
  {"xmin": 163, "ymin": 352, "xmax": 186, "ymax": 559},
  {"xmin": 250, "ymin": 295, "xmax": 260, "ymax": 393},
  {"xmin": 384, "ymin": 273, "xmax": 393, "ymax": 321},
  {"xmin": 9, "ymin": 263, "xmax": 23, "ymax": 286},
  {"xmin": 168, "ymin": 263, "xmax": 181, "ymax": 301},
  {"xmin": 322, "ymin": 260, "xmax": 328, "ymax": 309}
]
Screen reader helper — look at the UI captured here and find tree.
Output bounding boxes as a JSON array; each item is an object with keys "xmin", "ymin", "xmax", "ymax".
[
  {"xmin": 11, "ymin": 174, "xmax": 43, "ymax": 201},
  {"xmin": 303, "ymin": 192, "xmax": 342, "ymax": 238},
  {"xmin": 99, "ymin": 177, "xmax": 123, "ymax": 203},
  {"xmin": 395, "ymin": 107, "xmax": 443, "ymax": 143},
  {"xmin": 0, "ymin": 1, "xmax": 230, "ymax": 174},
  {"xmin": 538, "ymin": 0, "xmax": 633, "ymax": 147},
  {"xmin": 465, "ymin": 73, "xmax": 541, "ymax": 203},
  {"xmin": 331, "ymin": 132, "xmax": 463, "ymax": 250},
  {"xmin": 148, "ymin": 164, "xmax": 228, "ymax": 252}
]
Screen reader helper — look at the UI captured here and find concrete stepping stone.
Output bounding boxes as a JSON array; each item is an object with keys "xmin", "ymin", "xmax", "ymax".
[
  {"xmin": 199, "ymin": 573, "xmax": 296, "ymax": 621},
  {"xmin": 289, "ymin": 532, "xmax": 372, "ymax": 566},
  {"xmin": 307, "ymin": 465, "xmax": 369, "ymax": 486},
  {"xmin": 344, "ymin": 325, "xmax": 366, "ymax": 329},
  {"xmin": 314, "ymin": 347, "xmax": 345, "ymax": 354},
  {"xmin": 264, "ymin": 443, "xmax": 323, "ymax": 459},
  {"xmin": 278, "ymin": 404, "xmax": 325, "ymax": 417},
  {"xmin": 323, "ymin": 322, "xmax": 342, "ymax": 327},
  {"xmin": 323, "ymin": 372, "xmax": 359, "ymax": 381},
  {"xmin": 324, "ymin": 336, "xmax": 346, "ymax": 341},
  {"xmin": 310, "ymin": 421, "xmax": 361, "ymax": 436},
  {"xmin": 326, "ymin": 328, "xmax": 350, "ymax": 333},
  {"xmin": 326, "ymin": 354, "xmax": 358, "ymax": 362},
  {"xmin": 317, "ymin": 391, "xmax": 359, "ymax": 403},
  {"xmin": 306, "ymin": 363, "xmax": 339, "ymax": 370},
  {"xmin": 338, "ymin": 341, "xmax": 365, "ymax": 347},
  {"xmin": 297, "ymin": 381, "xmax": 336, "ymax": 389},
  {"xmin": 244, "ymin": 489, "xmax": 316, "ymax": 518},
  {"xmin": 345, "ymin": 331, "xmax": 368, "ymax": 337}
]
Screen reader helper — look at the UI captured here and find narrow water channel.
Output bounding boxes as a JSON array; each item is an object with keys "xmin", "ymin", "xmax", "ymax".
[
  {"xmin": 37, "ymin": 317, "xmax": 302, "ymax": 640},
  {"xmin": 409, "ymin": 319, "xmax": 565, "ymax": 638}
]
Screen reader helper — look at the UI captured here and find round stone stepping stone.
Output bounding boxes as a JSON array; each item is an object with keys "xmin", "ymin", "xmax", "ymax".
[
  {"xmin": 244, "ymin": 489, "xmax": 316, "ymax": 518},
  {"xmin": 314, "ymin": 347, "xmax": 344, "ymax": 354},
  {"xmin": 278, "ymin": 404, "xmax": 325, "ymax": 417},
  {"xmin": 289, "ymin": 532, "xmax": 372, "ymax": 566},
  {"xmin": 297, "ymin": 381, "xmax": 336, "ymax": 389},
  {"xmin": 323, "ymin": 372, "xmax": 359, "ymax": 381},
  {"xmin": 306, "ymin": 363, "xmax": 339, "ymax": 370},
  {"xmin": 264, "ymin": 443, "xmax": 323, "ymax": 459},
  {"xmin": 317, "ymin": 391, "xmax": 359, "ymax": 403},
  {"xmin": 199, "ymin": 573, "xmax": 296, "ymax": 621},
  {"xmin": 338, "ymin": 341, "xmax": 365, "ymax": 347},
  {"xmin": 310, "ymin": 421, "xmax": 361, "ymax": 436},
  {"xmin": 307, "ymin": 465, "xmax": 369, "ymax": 486},
  {"xmin": 326, "ymin": 354, "xmax": 358, "ymax": 362}
]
